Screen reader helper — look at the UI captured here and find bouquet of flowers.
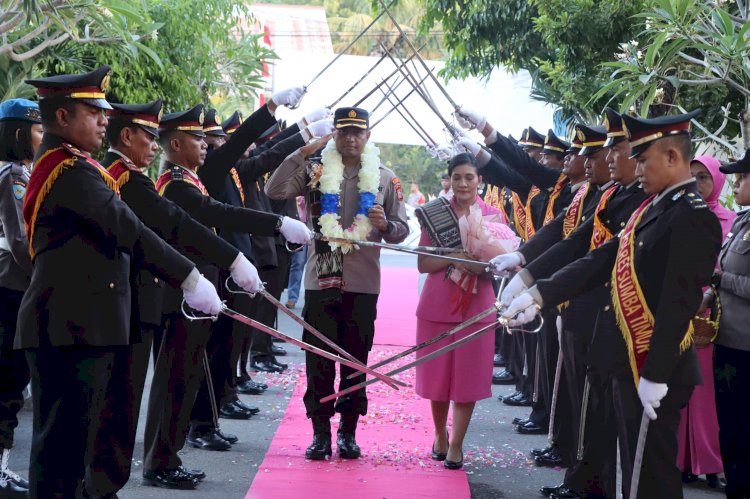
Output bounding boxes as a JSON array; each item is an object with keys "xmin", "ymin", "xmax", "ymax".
[{"xmin": 449, "ymin": 205, "xmax": 521, "ymax": 313}]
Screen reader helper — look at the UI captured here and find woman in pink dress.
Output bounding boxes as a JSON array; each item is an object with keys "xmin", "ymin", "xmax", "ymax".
[
  {"xmin": 415, "ymin": 153, "xmax": 519, "ymax": 470},
  {"xmin": 677, "ymin": 155, "xmax": 736, "ymax": 488}
]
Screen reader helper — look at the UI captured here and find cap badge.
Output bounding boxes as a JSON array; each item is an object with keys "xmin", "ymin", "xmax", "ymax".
[
  {"xmin": 157, "ymin": 107, "xmax": 163, "ymax": 122},
  {"xmin": 100, "ymin": 72, "xmax": 111, "ymax": 92},
  {"xmin": 198, "ymin": 110, "xmax": 205, "ymax": 125},
  {"xmin": 348, "ymin": 110, "xmax": 357, "ymax": 118},
  {"xmin": 576, "ymin": 129, "xmax": 585, "ymax": 141},
  {"xmin": 603, "ymin": 115, "xmax": 610, "ymax": 132},
  {"xmin": 214, "ymin": 111, "xmax": 221, "ymax": 124}
]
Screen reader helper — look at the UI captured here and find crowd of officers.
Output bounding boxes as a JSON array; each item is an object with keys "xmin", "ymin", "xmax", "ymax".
[
  {"xmin": 0, "ymin": 64, "xmax": 349, "ymax": 497},
  {"xmin": 452, "ymin": 104, "xmax": 749, "ymax": 498},
  {"xmin": 0, "ymin": 60, "xmax": 748, "ymax": 499}
]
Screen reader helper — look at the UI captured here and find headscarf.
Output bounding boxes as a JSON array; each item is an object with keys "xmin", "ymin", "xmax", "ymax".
[{"xmin": 693, "ymin": 155, "xmax": 736, "ymax": 239}]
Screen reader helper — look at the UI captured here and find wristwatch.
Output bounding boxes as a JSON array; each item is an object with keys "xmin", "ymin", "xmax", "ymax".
[{"xmin": 273, "ymin": 215, "xmax": 284, "ymax": 236}]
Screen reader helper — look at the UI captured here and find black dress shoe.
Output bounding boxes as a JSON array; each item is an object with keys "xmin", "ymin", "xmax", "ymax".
[
  {"xmin": 219, "ymin": 401, "xmax": 253, "ymax": 420},
  {"xmin": 0, "ymin": 470, "xmax": 28, "ymax": 496},
  {"xmin": 337, "ymin": 432, "xmax": 361, "ymax": 459},
  {"xmin": 706, "ymin": 474, "xmax": 726, "ymax": 491},
  {"xmin": 549, "ymin": 486, "xmax": 583, "ymax": 499},
  {"xmin": 492, "ymin": 370, "xmax": 516, "ymax": 385},
  {"xmin": 532, "ymin": 445, "xmax": 554, "ymax": 457},
  {"xmin": 503, "ymin": 394, "xmax": 532, "ymax": 406},
  {"xmin": 516, "ymin": 421, "xmax": 548, "ymax": 434},
  {"xmin": 430, "ymin": 431, "xmax": 449, "ymax": 461},
  {"xmin": 305, "ymin": 433, "xmax": 332, "ymax": 460},
  {"xmin": 250, "ymin": 359, "xmax": 285, "ymax": 373},
  {"xmin": 500, "ymin": 391, "xmax": 522, "ymax": 402},
  {"xmin": 178, "ymin": 466, "xmax": 206, "ymax": 481},
  {"xmin": 234, "ymin": 398, "xmax": 260, "ymax": 414},
  {"xmin": 272, "ymin": 345, "xmax": 287, "ymax": 356},
  {"xmin": 493, "ymin": 353, "xmax": 506, "ymax": 367},
  {"xmin": 271, "ymin": 359, "xmax": 288, "ymax": 370},
  {"xmin": 535, "ymin": 447, "xmax": 564, "ymax": 467},
  {"xmin": 187, "ymin": 429, "xmax": 231, "ymax": 451},
  {"xmin": 540, "ymin": 483, "xmax": 566, "ymax": 497},
  {"xmin": 444, "ymin": 450, "xmax": 463, "ymax": 470},
  {"xmin": 143, "ymin": 468, "xmax": 198, "ymax": 490},
  {"xmin": 238, "ymin": 379, "xmax": 266, "ymax": 395},
  {"xmin": 216, "ymin": 429, "xmax": 239, "ymax": 444},
  {"xmin": 682, "ymin": 471, "xmax": 699, "ymax": 483},
  {"xmin": 501, "ymin": 391, "xmax": 524, "ymax": 404}
]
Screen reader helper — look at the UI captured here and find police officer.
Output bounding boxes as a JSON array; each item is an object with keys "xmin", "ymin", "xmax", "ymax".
[
  {"xmin": 18, "ymin": 65, "xmax": 221, "ymax": 498},
  {"xmin": 503, "ymin": 110, "xmax": 722, "ymax": 498}
]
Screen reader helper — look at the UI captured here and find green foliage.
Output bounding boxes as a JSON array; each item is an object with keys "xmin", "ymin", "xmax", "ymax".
[
  {"xmin": 419, "ymin": 0, "xmax": 652, "ymax": 120},
  {"xmin": 34, "ymin": 0, "xmax": 274, "ymax": 114},
  {"xmin": 376, "ymin": 142, "xmax": 446, "ymax": 196}
]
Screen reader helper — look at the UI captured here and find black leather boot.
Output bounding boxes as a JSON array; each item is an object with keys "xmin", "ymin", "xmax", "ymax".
[
  {"xmin": 337, "ymin": 414, "xmax": 361, "ymax": 459},
  {"xmin": 305, "ymin": 418, "xmax": 332, "ymax": 460}
]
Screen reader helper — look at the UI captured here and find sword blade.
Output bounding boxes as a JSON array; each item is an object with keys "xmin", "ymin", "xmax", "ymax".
[
  {"xmin": 220, "ymin": 306, "xmax": 404, "ymax": 390},
  {"xmin": 352, "ymin": 46, "xmax": 425, "ymax": 107},
  {"xmin": 628, "ymin": 412, "xmax": 650, "ymax": 499},
  {"xmin": 369, "ymin": 73, "xmax": 431, "ymax": 130},
  {"xmin": 379, "ymin": 75, "xmax": 436, "ymax": 146},
  {"xmin": 328, "ymin": 50, "xmax": 390, "ymax": 109},
  {"xmin": 346, "ymin": 305, "xmax": 499, "ymax": 378},
  {"xmin": 258, "ymin": 288, "xmax": 405, "ymax": 389},
  {"xmin": 306, "ymin": 0, "xmax": 396, "ymax": 89},
  {"xmin": 320, "ymin": 320, "xmax": 503, "ymax": 403}
]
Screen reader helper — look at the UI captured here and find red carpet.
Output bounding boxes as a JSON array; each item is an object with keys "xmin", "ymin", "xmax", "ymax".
[{"xmin": 246, "ymin": 265, "xmax": 471, "ymax": 498}]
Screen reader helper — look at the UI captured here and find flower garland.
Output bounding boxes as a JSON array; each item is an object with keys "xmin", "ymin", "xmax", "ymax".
[{"xmin": 318, "ymin": 140, "xmax": 381, "ymax": 253}]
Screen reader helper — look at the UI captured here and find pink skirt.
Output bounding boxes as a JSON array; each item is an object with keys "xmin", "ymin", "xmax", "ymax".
[
  {"xmin": 676, "ymin": 345, "xmax": 723, "ymax": 474},
  {"xmin": 414, "ymin": 318, "xmax": 495, "ymax": 403}
]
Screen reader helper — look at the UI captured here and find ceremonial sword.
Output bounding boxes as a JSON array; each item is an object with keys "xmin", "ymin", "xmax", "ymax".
[
  {"xmin": 223, "ymin": 277, "xmax": 406, "ymax": 390},
  {"xmin": 314, "ymin": 234, "xmax": 489, "ymax": 270},
  {"xmin": 346, "ymin": 277, "xmax": 508, "ymax": 378},
  {"xmin": 629, "ymin": 412, "xmax": 649, "ymax": 499},
  {"xmin": 369, "ymin": 73, "xmax": 433, "ymax": 130},
  {"xmin": 321, "ymin": 314, "xmax": 543, "ymax": 403},
  {"xmin": 353, "ymin": 51, "xmax": 421, "ymax": 108},
  {"xmin": 181, "ymin": 301, "xmax": 403, "ymax": 390},
  {"xmin": 378, "ymin": 76, "xmax": 436, "ymax": 146}
]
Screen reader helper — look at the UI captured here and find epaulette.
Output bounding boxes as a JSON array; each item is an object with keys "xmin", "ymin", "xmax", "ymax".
[
  {"xmin": 680, "ymin": 191, "xmax": 708, "ymax": 210},
  {"xmin": 61, "ymin": 142, "xmax": 100, "ymax": 169},
  {"xmin": 171, "ymin": 165, "xmax": 184, "ymax": 181}
]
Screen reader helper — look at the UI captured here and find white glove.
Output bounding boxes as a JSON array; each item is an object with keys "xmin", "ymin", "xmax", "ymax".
[
  {"xmin": 499, "ymin": 272, "xmax": 527, "ymax": 308},
  {"xmin": 230, "ymin": 253, "xmax": 262, "ymax": 294},
  {"xmin": 183, "ymin": 274, "xmax": 222, "ymax": 315},
  {"xmin": 271, "ymin": 86, "xmax": 305, "ymax": 107},
  {"xmin": 457, "ymin": 137, "xmax": 481, "ymax": 157},
  {"xmin": 491, "ymin": 252, "xmax": 522, "ymax": 278},
  {"xmin": 280, "ymin": 216, "xmax": 313, "ymax": 244},
  {"xmin": 304, "ymin": 107, "xmax": 332, "ymax": 124},
  {"xmin": 430, "ymin": 144, "xmax": 455, "ymax": 161},
  {"xmin": 306, "ymin": 118, "xmax": 334, "ymax": 138},
  {"xmin": 501, "ymin": 292, "xmax": 539, "ymax": 327},
  {"xmin": 454, "ymin": 107, "xmax": 487, "ymax": 131},
  {"xmin": 637, "ymin": 377, "xmax": 668, "ymax": 421}
]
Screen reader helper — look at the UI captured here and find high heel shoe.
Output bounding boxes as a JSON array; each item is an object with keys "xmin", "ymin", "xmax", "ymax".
[
  {"xmin": 444, "ymin": 450, "xmax": 463, "ymax": 470},
  {"xmin": 431, "ymin": 431, "xmax": 449, "ymax": 461}
]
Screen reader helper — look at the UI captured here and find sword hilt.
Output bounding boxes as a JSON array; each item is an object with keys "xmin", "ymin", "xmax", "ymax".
[
  {"xmin": 180, "ymin": 299, "xmax": 220, "ymax": 322},
  {"xmin": 224, "ymin": 276, "xmax": 262, "ymax": 298}
]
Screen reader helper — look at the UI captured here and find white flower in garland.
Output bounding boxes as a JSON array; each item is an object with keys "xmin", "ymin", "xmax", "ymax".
[{"xmin": 318, "ymin": 140, "xmax": 381, "ymax": 253}]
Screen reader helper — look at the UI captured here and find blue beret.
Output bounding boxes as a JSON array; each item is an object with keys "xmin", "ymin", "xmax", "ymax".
[{"xmin": 0, "ymin": 99, "xmax": 41, "ymax": 123}]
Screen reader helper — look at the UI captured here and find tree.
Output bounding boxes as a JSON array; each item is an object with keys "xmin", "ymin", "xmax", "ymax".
[
  {"xmin": 591, "ymin": 0, "xmax": 750, "ymax": 154},
  {"xmin": 418, "ymin": 0, "xmax": 653, "ymax": 122},
  {"xmin": 36, "ymin": 0, "xmax": 275, "ymax": 114},
  {"xmin": 0, "ymin": 0, "xmax": 161, "ymax": 99},
  {"xmin": 377, "ymin": 142, "xmax": 446, "ymax": 196}
]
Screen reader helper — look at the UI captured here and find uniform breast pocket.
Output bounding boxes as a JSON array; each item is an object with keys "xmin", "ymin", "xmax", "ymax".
[{"xmin": 729, "ymin": 238, "xmax": 750, "ymax": 255}]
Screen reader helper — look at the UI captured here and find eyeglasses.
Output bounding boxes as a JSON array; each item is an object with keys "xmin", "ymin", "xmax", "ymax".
[{"xmin": 692, "ymin": 172, "xmax": 713, "ymax": 182}]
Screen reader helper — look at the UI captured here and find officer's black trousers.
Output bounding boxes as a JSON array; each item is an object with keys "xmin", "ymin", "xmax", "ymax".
[
  {"xmin": 144, "ymin": 315, "xmax": 210, "ymax": 471},
  {"xmin": 612, "ymin": 374, "xmax": 692, "ymax": 498},
  {"xmin": 528, "ymin": 310, "xmax": 558, "ymax": 427},
  {"xmin": 505, "ymin": 327, "xmax": 526, "ymax": 394},
  {"xmin": 0, "ymin": 287, "xmax": 29, "ymax": 449},
  {"xmin": 190, "ymin": 318, "xmax": 232, "ymax": 431},
  {"xmin": 302, "ymin": 290, "xmax": 377, "ymax": 420},
  {"xmin": 714, "ymin": 343, "xmax": 750, "ymax": 499},
  {"xmin": 250, "ymin": 248, "xmax": 290, "ymax": 362},
  {"xmin": 85, "ymin": 328, "xmax": 153, "ymax": 497},
  {"xmin": 564, "ymin": 370, "xmax": 617, "ymax": 498},
  {"xmin": 26, "ymin": 346, "xmax": 116, "ymax": 499},
  {"xmin": 223, "ymin": 290, "xmax": 253, "ymax": 405}
]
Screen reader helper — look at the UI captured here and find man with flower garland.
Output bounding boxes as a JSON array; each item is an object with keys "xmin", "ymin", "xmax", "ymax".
[{"xmin": 266, "ymin": 107, "xmax": 409, "ymax": 460}]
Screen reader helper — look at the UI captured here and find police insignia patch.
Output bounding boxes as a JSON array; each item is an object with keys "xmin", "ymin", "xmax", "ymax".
[
  {"xmin": 392, "ymin": 177, "xmax": 403, "ymax": 201},
  {"xmin": 13, "ymin": 183, "xmax": 25, "ymax": 200}
]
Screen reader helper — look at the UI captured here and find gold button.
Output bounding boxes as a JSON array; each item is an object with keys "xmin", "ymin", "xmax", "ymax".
[
  {"xmin": 638, "ymin": 241, "xmax": 643, "ymax": 247},
  {"xmin": 154, "ymin": 278, "xmax": 159, "ymax": 284},
  {"xmin": 604, "ymin": 305, "xmax": 610, "ymax": 311},
  {"xmin": 620, "ymin": 222, "xmax": 626, "ymax": 227},
  {"xmin": 581, "ymin": 216, "xmax": 586, "ymax": 221},
  {"xmin": 109, "ymin": 282, "xmax": 115, "ymax": 289}
]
